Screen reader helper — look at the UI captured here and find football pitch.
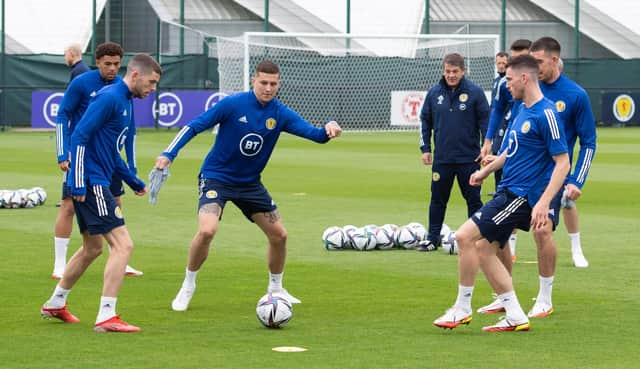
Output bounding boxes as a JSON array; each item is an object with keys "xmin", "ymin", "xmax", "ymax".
[{"xmin": 1, "ymin": 128, "xmax": 639, "ymax": 369}]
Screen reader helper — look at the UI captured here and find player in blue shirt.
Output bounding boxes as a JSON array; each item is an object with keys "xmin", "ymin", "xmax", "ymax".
[
  {"xmin": 483, "ymin": 41, "xmax": 533, "ymax": 192},
  {"xmin": 476, "ymin": 38, "xmax": 596, "ymax": 317},
  {"xmin": 64, "ymin": 43, "xmax": 90, "ymax": 82},
  {"xmin": 417, "ymin": 53, "xmax": 490, "ymax": 251},
  {"xmin": 154, "ymin": 60, "xmax": 342, "ymax": 311},
  {"xmin": 41, "ymin": 54, "xmax": 161, "ymax": 333},
  {"xmin": 523, "ymin": 37, "xmax": 597, "ymax": 318},
  {"xmin": 475, "ymin": 40, "xmax": 532, "ymax": 315},
  {"xmin": 434, "ymin": 54, "xmax": 569, "ymax": 332},
  {"xmin": 53, "ymin": 42, "xmax": 143, "ymax": 279}
]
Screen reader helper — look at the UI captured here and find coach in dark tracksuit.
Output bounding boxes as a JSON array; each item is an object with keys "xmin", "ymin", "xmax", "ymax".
[{"xmin": 417, "ymin": 53, "xmax": 489, "ymax": 251}]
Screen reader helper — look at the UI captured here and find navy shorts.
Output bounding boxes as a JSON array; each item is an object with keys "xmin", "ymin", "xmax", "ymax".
[
  {"xmin": 198, "ymin": 178, "xmax": 277, "ymax": 222},
  {"xmin": 62, "ymin": 172, "xmax": 125, "ymax": 199},
  {"xmin": 61, "ymin": 172, "xmax": 72, "ymax": 200},
  {"xmin": 73, "ymin": 184, "xmax": 125, "ymax": 235},
  {"xmin": 471, "ymin": 189, "xmax": 561, "ymax": 248}
]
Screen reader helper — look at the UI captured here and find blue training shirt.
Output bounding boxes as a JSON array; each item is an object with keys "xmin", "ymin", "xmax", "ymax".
[
  {"xmin": 487, "ymin": 77, "xmax": 510, "ymax": 140},
  {"xmin": 55, "ymin": 69, "xmax": 136, "ymax": 174},
  {"xmin": 419, "ymin": 77, "xmax": 490, "ymax": 164},
  {"xmin": 539, "ymin": 74, "xmax": 597, "ymax": 189},
  {"xmin": 162, "ymin": 91, "xmax": 331, "ymax": 184},
  {"xmin": 498, "ymin": 98, "xmax": 568, "ymax": 205},
  {"xmin": 68, "ymin": 80, "xmax": 144, "ymax": 196}
]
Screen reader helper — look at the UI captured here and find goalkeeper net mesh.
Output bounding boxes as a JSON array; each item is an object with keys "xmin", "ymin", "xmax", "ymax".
[{"xmin": 215, "ymin": 33, "xmax": 499, "ymax": 131}]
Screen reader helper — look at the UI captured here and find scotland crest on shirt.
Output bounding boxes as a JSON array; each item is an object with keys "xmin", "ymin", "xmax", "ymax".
[
  {"xmin": 555, "ymin": 101, "xmax": 566, "ymax": 112},
  {"xmin": 265, "ymin": 118, "xmax": 276, "ymax": 130}
]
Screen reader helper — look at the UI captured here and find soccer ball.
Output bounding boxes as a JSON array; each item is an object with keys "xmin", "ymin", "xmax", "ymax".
[
  {"xmin": 256, "ymin": 293, "xmax": 293, "ymax": 328},
  {"xmin": 342, "ymin": 225, "xmax": 357, "ymax": 249},
  {"xmin": 0, "ymin": 190, "xmax": 16, "ymax": 208},
  {"xmin": 375, "ymin": 224, "xmax": 398, "ymax": 250},
  {"xmin": 440, "ymin": 223, "xmax": 451, "ymax": 240},
  {"xmin": 24, "ymin": 190, "xmax": 42, "ymax": 208},
  {"xmin": 442, "ymin": 231, "xmax": 458, "ymax": 255},
  {"xmin": 395, "ymin": 225, "xmax": 420, "ymax": 249},
  {"xmin": 31, "ymin": 187, "xmax": 47, "ymax": 205},
  {"xmin": 350, "ymin": 227, "xmax": 377, "ymax": 251},
  {"xmin": 407, "ymin": 222, "xmax": 426, "ymax": 241},
  {"xmin": 0, "ymin": 190, "xmax": 9, "ymax": 208},
  {"xmin": 8, "ymin": 190, "xmax": 24, "ymax": 208},
  {"xmin": 322, "ymin": 226, "xmax": 347, "ymax": 250}
]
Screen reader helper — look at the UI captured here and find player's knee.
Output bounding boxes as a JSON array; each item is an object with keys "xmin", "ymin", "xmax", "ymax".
[
  {"xmin": 532, "ymin": 226, "xmax": 553, "ymax": 245},
  {"xmin": 197, "ymin": 227, "xmax": 217, "ymax": 243},
  {"xmin": 110, "ymin": 240, "xmax": 134, "ymax": 256},
  {"xmin": 455, "ymin": 229, "xmax": 472, "ymax": 250},
  {"xmin": 84, "ymin": 245, "xmax": 104, "ymax": 259},
  {"xmin": 268, "ymin": 229, "xmax": 288, "ymax": 246},
  {"xmin": 61, "ymin": 201, "xmax": 75, "ymax": 217}
]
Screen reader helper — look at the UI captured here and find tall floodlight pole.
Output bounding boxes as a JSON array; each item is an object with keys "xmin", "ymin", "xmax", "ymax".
[
  {"xmin": 346, "ymin": 0, "xmax": 351, "ymax": 33},
  {"xmin": 92, "ymin": 0, "xmax": 97, "ymax": 65},
  {"xmin": 346, "ymin": 0, "xmax": 351, "ymax": 51},
  {"xmin": 264, "ymin": 0, "xmax": 269, "ymax": 32},
  {"xmin": 1, "ymin": 0, "xmax": 4, "ymax": 55},
  {"xmin": 574, "ymin": 0, "xmax": 580, "ymax": 58},
  {"xmin": 501, "ymin": 0, "xmax": 506, "ymax": 51},
  {"xmin": 423, "ymin": 0, "xmax": 430, "ymax": 34},
  {"xmin": 1, "ymin": 0, "xmax": 5, "ymax": 127},
  {"xmin": 155, "ymin": 18, "xmax": 161, "ymax": 129},
  {"xmin": 179, "ymin": 0, "xmax": 184, "ymax": 57}
]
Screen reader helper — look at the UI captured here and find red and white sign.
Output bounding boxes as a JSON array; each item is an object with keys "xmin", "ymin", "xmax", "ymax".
[{"xmin": 390, "ymin": 91, "xmax": 425, "ymax": 126}]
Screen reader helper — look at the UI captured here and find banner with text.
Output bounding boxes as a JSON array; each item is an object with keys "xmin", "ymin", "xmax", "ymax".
[{"xmin": 31, "ymin": 90, "xmax": 230, "ymax": 129}]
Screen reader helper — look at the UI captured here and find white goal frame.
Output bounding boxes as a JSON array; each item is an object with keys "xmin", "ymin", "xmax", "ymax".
[
  {"xmin": 215, "ymin": 32, "xmax": 500, "ymax": 131},
  {"xmin": 241, "ymin": 32, "xmax": 500, "ymax": 91}
]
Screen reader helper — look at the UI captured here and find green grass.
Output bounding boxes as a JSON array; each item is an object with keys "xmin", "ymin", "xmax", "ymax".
[{"xmin": 1, "ymin": 128, "xmax": 639, "ymax": 369}]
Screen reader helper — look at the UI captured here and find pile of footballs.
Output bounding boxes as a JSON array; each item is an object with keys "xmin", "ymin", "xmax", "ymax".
[
  {"xmin": 321, "ymin": 222, "xmax": 458, "ymax": 254},
  {"xmin": 0, "ymin": 188, "xmax": 47, "ymax": 209}
]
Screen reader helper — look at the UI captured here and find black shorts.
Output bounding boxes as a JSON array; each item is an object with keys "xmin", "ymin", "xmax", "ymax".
[
  {"xmin": 73, "ymin": 184, "xmax": 125, "ymax": 235},
  {"xmin": 198, "ymin": 178, "xmax": 277, "ymax": 222},
  {"xmin": 471, "ymin": 189, "xmax": 561, "ymax": 248}
]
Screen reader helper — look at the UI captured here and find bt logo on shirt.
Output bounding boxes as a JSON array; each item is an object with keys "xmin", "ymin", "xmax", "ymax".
[{"xmin": 239, "ymin": 133, "xmax": 264, "ymax": 157}]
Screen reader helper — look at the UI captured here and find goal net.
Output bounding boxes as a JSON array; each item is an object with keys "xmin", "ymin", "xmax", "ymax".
[{"xmin": 216, "ymin": 33, "xmax": 499, "ymax": 131}]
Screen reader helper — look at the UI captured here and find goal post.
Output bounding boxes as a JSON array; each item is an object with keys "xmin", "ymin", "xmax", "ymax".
[{"xmin": 216, "ymin": 33, "xmax": 500, "ymax": 131}]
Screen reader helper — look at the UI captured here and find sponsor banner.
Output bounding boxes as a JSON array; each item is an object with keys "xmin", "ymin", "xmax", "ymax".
[
  {"xmin": 31, "ymin": 90, "xmax": 230, "ymax": 129},
  {"xmin": 601, "ymin": 92, "xmax": 640, "ymax": 126},
  {"xmin": 390, "ymin": 91, "xmax": 425, "ymax": 126}
]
